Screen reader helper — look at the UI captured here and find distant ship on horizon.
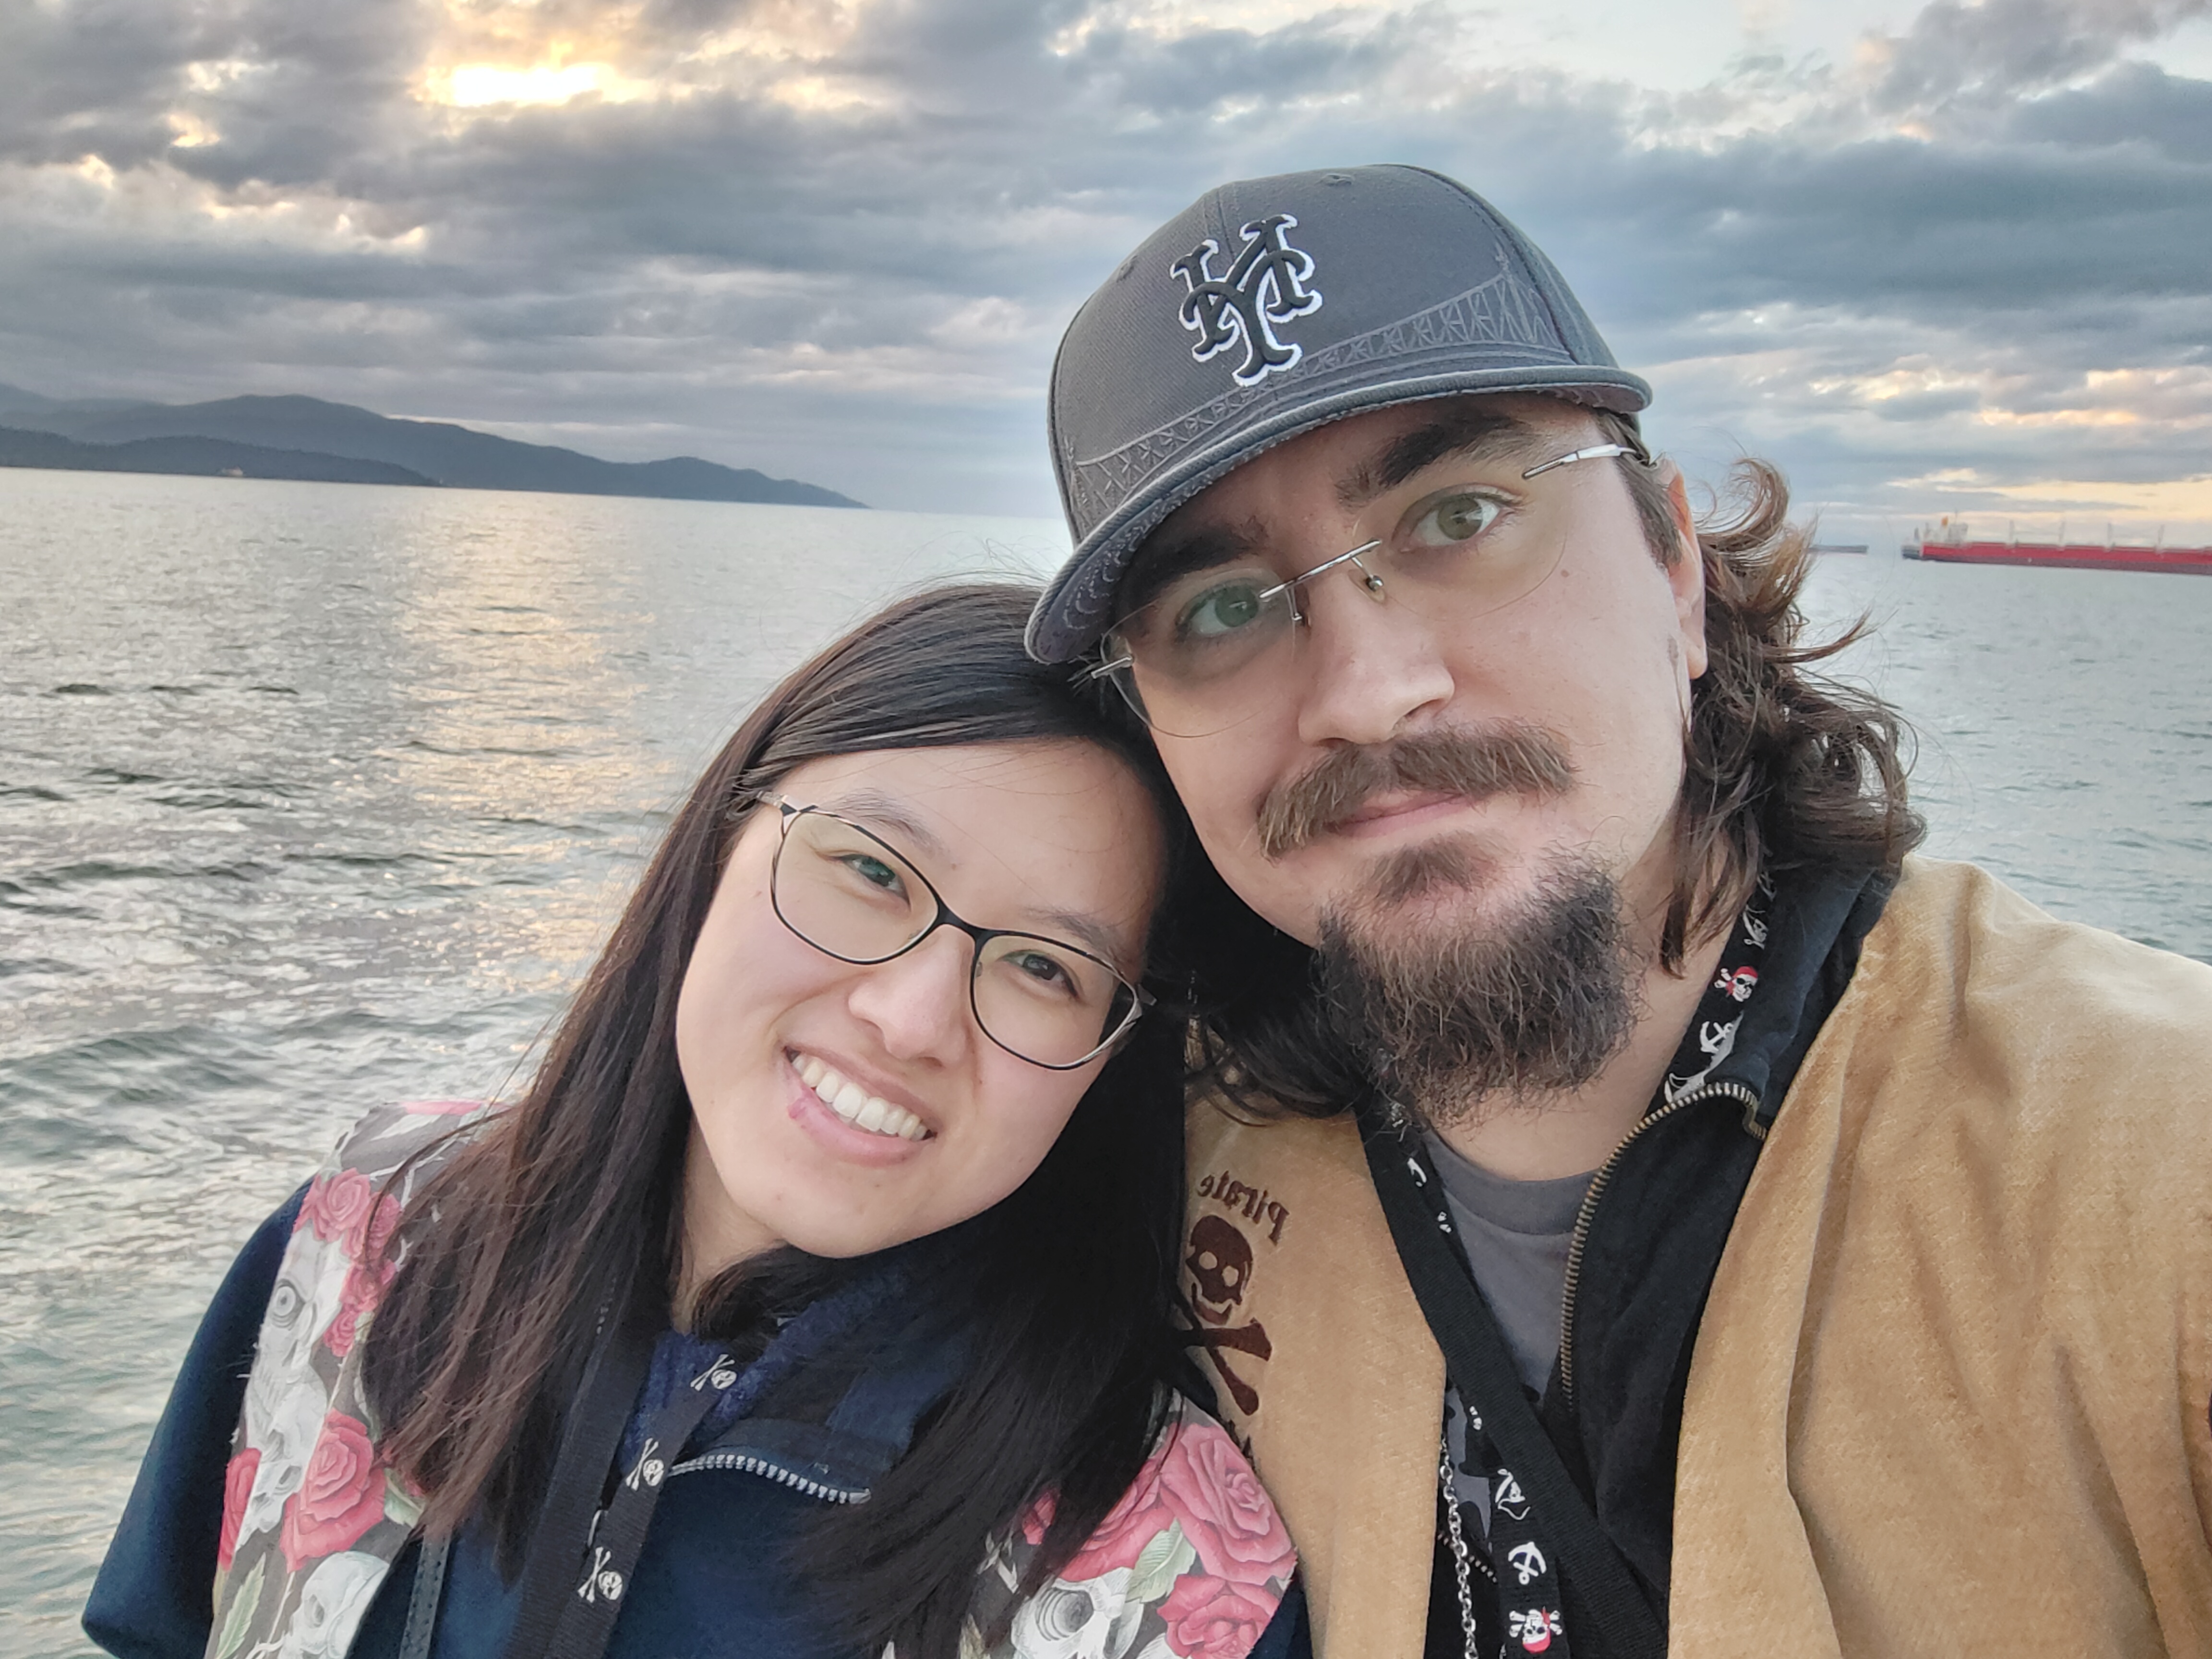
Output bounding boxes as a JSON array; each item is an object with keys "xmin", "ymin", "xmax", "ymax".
[{"xmin": 1904, "ymin": 518, "xmax": 2212, "ymax": 576}]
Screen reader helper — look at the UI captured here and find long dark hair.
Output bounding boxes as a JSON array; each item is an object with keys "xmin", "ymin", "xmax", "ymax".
[
  {"xmin": 1183, "ymin": 429, "xmax": 1927, "ymax": 1112},
  {"xmin": 361, "ymin": 584, "xmax": 1194, "ymax": 1659}
]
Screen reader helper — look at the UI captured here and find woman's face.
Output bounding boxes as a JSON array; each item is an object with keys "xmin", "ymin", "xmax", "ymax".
[{"xmin": 674, "ymin": 739, "xmax": 1166, "ymax": 1273}]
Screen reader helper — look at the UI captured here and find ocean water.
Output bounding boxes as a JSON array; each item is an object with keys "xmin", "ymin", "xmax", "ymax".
[{"xmin": 2, "ymin": 470, "xmax": 2208, "ymax": 1655}]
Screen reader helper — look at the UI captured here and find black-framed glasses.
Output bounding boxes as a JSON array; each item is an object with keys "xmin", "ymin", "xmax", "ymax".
[
  {"xmin": 759, "ymin": 794, "xmax": 1151, "ymax": 1070},
  {"xmin": 1090, "ymin": 439, "xmax": 1652, "ymax": 736}
]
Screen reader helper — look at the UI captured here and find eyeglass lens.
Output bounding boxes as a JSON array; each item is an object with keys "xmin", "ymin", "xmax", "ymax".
[
  {"xmin": 771, "ymin": 808, "xmax": 1137, "ymax": 1068},
  {"xmin": 1103, "ymin": 479, "xmax": 1576, "ymax": 736}
]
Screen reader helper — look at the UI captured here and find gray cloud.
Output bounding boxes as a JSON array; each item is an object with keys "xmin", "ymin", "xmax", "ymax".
[
  {"xmin": 2008, "ymin": 57, "xmax": 2212, "ymax": 158},
  {"xmin": 1866, "ymin": 0, "xmax": 2208, "ymax": 113},
  {"xmin": 0, "ymin": 0, "xmax": 2203, "ymax": 528}
]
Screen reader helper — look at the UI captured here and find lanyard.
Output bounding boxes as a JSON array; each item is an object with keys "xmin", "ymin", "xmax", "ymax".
[
  {"xmin": 503, "ymin": 1270, "xmax": 909, "ymax": 1659},
  {"xmin": 1366, "ymin": 1123, "xmax": 1659, "ymax": 1659},
  {"xmin": 1375, "ymin": 1130, "xmax": 1589, "ymax": 1659},
  {"xmin": 542, "ymin": 1347, "xmax": 751, "ymax": 1659},
  {"xmin": 499, "ymin": 1299, "xmax": 661, "ymax": 1659}
]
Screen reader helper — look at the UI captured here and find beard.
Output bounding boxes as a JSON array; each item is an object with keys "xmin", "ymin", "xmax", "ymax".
[{"xmin": 1316, "ymin": 837, "xmax": 1640, "ymax": 1131}]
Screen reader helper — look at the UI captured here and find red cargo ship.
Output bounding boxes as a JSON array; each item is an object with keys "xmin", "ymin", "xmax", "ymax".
[{"xmin": 1904, "ymin": 522, "xmax": 2212, "ymax": 576}]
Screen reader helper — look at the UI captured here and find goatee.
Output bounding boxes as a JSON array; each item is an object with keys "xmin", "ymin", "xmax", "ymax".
[{"xmin": 1316, "ymin": 840, "xmax": 1639, "ymax": 1130}]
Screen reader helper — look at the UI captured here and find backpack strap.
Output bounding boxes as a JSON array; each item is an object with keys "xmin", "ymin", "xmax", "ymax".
[{"xmin": 204, "ymin": 1101, "xmax": 492, "ymax": 1659}]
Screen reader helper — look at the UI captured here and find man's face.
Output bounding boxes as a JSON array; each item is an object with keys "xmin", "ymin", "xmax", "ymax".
[{"xmin": 1130, "ymin": 395, "xmax": 1707, "ymax": 957}]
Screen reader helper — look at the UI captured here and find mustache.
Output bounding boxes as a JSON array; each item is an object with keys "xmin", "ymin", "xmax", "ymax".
[{"xmin": 1255, "ymin": 723, "xmax": 1574, "ymax": 859}]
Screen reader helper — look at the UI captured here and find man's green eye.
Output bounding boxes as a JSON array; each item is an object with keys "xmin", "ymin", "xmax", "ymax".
[
  {"xmin": 1177, "ymin": 582, "xmax": 1268, "ymax": 639},
  {"xmin": 1415, "ymin": 493, "xmax": 1503, "ymax": 545}
]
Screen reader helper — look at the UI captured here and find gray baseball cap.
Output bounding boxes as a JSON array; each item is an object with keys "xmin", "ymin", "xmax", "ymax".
[{"xmin": 1027, "ymin": 164, "xmax": 1651, "ymax": 663}]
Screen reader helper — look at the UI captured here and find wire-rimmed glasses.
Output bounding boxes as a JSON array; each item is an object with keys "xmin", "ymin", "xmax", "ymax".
[
  {"xmin": 759, "ymin": 794, "xmax": 1150, "ymax": 1070},
  {"xmin": 1091, "ymin": 441, "xmax": 1648, "ymax": 737}
]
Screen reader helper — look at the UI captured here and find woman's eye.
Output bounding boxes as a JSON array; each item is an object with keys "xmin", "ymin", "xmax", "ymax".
[
  {"xmin": 1008, "ymin": 950, "xmax": 1075, "ymax": 991},
  {"xmin": 1410, "ymin": 492, "xmax": 1503, "ymax": 547},
  {"xmin": 1174, "ymin": 580, "xmax": 1268, "ymax": 641},
  {"xmin": 838, "ymin": 853, "xmax": 904, "ymax": 895}
]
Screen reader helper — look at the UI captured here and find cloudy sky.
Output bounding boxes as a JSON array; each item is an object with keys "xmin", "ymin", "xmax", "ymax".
[{"xmin": 3, "ymin": 0, "xmax": 2207, "ymax": 540}]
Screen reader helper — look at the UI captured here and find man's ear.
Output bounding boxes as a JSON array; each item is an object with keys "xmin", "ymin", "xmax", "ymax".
[{"xmin": 1658, "ymin": 461, "xmax": 1708, "ymax": 681}]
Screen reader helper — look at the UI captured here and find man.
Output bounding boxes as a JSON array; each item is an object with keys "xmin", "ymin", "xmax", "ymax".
[{"xmin": 1026, "ymin": 164, "xmax": 2212, "ymax": 1658}]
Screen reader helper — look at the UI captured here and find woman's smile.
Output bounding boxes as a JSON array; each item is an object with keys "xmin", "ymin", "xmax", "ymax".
[{"xmin": 788, "ymin": 1047, "xmax": 935, "ymax": 1142}]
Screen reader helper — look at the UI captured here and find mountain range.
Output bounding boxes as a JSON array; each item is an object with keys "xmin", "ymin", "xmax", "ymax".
[{"xmin": 0, "ymin": 383, "xmax": 863, "ymax": 508}]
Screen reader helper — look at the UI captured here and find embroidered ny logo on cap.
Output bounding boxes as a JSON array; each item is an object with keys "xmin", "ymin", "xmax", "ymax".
[{"xmin": 1171, "ymin": 212, "xmax": 1323, "ymax": 386}]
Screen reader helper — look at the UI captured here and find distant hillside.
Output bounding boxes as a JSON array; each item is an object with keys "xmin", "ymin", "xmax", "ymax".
[
  {"xmin": 0, "ymin": 385, "xmax": 863, "ymax": 508},
  {"xmin": 0, "ymin": 425, "xmax": 437, "ymax": 487},
  {"xmin": 0, "ymin": 382, "xmax": 153, "ymax": 419}
]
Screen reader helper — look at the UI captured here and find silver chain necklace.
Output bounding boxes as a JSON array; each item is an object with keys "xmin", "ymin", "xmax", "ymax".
[{"xmin": 1438, "ymin": 1430, "xmax": 1495, "ymax": 1659}]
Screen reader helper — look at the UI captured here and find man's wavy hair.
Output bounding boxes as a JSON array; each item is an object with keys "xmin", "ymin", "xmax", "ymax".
[{"xmin": 1179, "ymin": 408, "xmax": 1926, "ymax": 1114}]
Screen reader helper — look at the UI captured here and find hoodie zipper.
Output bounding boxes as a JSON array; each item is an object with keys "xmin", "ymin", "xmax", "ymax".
[
  {"xmin": 1555, "ymin": 1078, "xmax": 1762, "ymax": 1413},
  {"xmin": 667, "ymin": 1451, "xmax": 871, "ymax": 1504}
]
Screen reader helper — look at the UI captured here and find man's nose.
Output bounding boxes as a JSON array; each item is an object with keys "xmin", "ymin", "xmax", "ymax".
[
  {"xmin": 844, "ymin": 927, "xmax": 974, "ymax": 1063},
  {"xmin": 1290, "ymin": 560, "xmax": 1456, "ymax": 747}
]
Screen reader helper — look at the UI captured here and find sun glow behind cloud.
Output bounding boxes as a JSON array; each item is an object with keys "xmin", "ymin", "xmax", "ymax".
[
  {"xmin": 411, "ymin": 0, "xmax": 866, "ymax": 112},
  {"xmin": 427, "ymin": 60, "xmax": 648, "ymax": 108}
]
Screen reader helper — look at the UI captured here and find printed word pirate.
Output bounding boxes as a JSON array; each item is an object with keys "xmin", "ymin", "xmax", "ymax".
[{"xmin": 1028, "ymin": 164, "xmax": 2212, "ymax": 1659}]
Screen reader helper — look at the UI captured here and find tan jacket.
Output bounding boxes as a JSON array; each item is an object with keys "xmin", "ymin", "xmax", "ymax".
[{"xmin": 1181, "ymin": 858, "xmax": 2212, "ymax": 1656}]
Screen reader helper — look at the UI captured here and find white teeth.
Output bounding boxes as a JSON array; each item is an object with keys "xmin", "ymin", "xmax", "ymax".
[{"xmin": 790, "ymin": 1053, "xmax": 930, "ymax": 1142}]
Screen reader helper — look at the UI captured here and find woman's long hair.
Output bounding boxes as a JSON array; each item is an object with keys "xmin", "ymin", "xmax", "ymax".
[
  {"xmin": 361, "ymin": 584, "xmax": 1195, "ymax": 1659},
  {"xmin": 1183, "ymin": 429, "xmax": 1927, "ymax": 1113}
]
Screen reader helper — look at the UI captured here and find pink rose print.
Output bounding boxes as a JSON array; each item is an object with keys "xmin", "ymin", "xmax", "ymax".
[
  {"xmin": 278, "ymin": 1412, "xmax": 388, "ymax": 1571},
  {"xmin": 354, "ymin": 1191, "xmax": 402, "ymax": 1263},
  {"xmin": 1159, "ymin": 1574, "xmax": 1279, "ymax": 1659},
  {"xmin": 1020, "ymin": 1490, "xmax": 1056, "ymax": 1547},
  {"xmin": 322, "ymin": 1259, "xmax": 394, "ymax": 1359},
  {"xmin": 299, "ymin": 1169, "xmax": 402, "ymax": 1264},
  {"xmin": 217, "ymin": 1448, "xmax": 260, "ymax": 1570},
  {"xmin": 1156, "ymin": 1425, "xmax": 1294, "ymax": 1588},
  {"xmin": 1053, "ymin": 1449, "xmax": 1176, "ymax": 1580},
  {"xmin": 297, "ymin": 1170, "xmax": 373, "ymax": 1248}
]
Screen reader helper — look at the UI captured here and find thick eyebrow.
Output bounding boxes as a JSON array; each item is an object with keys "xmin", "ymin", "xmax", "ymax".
[
  {"xmin": 1334, "ymin": 411, "xmax": 1556, "ymax": 514},
  {"xmin": 1116, "ymin": 520, "xmax": 1262, "ymax": 621}
]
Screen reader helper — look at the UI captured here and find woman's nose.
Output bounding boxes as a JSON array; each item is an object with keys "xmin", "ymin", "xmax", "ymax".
[{"xmin": 843, "ymin": 926, "xmax": 976, "ymax": 1062}]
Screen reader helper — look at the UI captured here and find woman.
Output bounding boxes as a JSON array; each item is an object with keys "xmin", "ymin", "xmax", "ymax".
[{"xmin": 86, "ymin": 585, "xmax": 1296, "ymax": 1659}]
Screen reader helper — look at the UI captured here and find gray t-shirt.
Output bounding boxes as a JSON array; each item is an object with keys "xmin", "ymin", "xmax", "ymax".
[
  {"xmin": 1424, "ymin": 1132, "xmax": 1594, "ymax": 1394},
  {"xmin": 1426, "ymin": 1132, "xmax": 1595, "ymax": 1527}
]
